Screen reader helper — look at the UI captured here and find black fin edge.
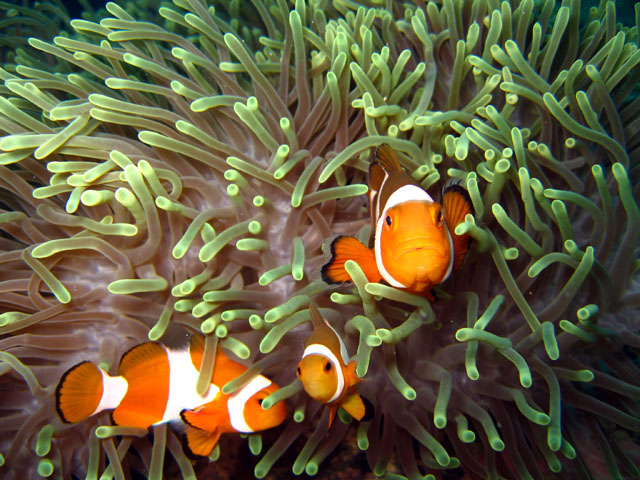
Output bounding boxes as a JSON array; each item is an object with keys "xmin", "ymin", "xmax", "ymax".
[
  {"xmin": 180, "ymin": 408, "xmax": 198, "ymax": 429},
  {"xmin": 443, "ymin": 183, "xmax": 474, "ymax": 254},
  {"xmin": 180, "ymin": 430, "xmax": 203, "ymax": 459},
  {"xmin": 373, "ymin": 143, "xmax": 403, "ymax": 173},
  {"xmin": 117, "ymin": 341, "xmax": 163, "ymax": 373},
  {"xmin": 430, "ymin": 289, "xmax": 440, "ymax": 302},
  {"xmin": 361, "ymin": 396, "xmax": 375, "ymax": 423},
  {"xmin": 55, "ymin": 360, "xmax": 93, "ymax": 424},
  {"xmin": 443, "ymin": 181, "xmax": 475, "ymax": 217},
  {"xmin": 321, "ymin": 236, "xmax": 349, "ymax": 285},
  {"xmin": 181, "ymin": 423, "xmax": 219, "ymax": 459}
]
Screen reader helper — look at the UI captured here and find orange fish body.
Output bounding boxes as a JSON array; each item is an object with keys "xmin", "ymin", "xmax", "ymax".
[
  {"xmin": 296, "ymin": 303, "xmax": 368, "ymax": 427},
  {"xmin": 55, "ymin": 335, "xmax": 286, "ymax": 456},
  {"xmin": 322, "ymin": 145, "xmax": 472, "ymax": 297}
]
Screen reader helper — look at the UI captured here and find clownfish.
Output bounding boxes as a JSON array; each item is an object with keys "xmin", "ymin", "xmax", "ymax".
[
  {"xmin": 55, "ymin": 335, "xmax": 286, "ymax": 456},
  {"xmin": 322, "ymin": 144, "xmax": 473, "ymax": 298},
  {"xmin": 296, "ymin": 303, "xmax": 370, "ymax": 427}
]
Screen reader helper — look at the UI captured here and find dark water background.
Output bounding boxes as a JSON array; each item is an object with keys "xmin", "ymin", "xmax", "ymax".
[{"xmin": 2, "ymin": 0, "xmax": 640, "ymax": 27}]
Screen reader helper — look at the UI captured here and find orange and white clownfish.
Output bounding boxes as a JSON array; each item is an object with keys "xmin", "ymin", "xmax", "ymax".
[
  {"xmin": 296, "ymin": 303, "xmax": 370, "ymax": 428},
  {"xmin": 179, "ymin": 336, "xmax": 287, "ymax": 456},
  {"xmin": 322, "ymin": 144, "xmax": 473, "ymax": 299},
  {"xmin": 55, "ymin": 335, "xmax": 286, "ymax": 456}
]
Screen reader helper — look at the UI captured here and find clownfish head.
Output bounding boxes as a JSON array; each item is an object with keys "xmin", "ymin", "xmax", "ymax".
[
  {"xmin": 377, "ymin": 199, "xmax": 452, "ymax": 291},
  {"xmin": 231, "ymin": 376, "xmax": 287, "ymax": 433},
  {"xmin": 296, "ymin": 352, "xmax": 342, "ymax": 404}
]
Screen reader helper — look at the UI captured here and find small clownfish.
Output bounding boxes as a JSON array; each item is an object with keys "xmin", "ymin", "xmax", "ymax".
[
  {"xmin": 322, "ymin": 144, "xmax": 473, "ymax": 299},
  {"xmin": 296, "ymin": 303, "xmax": 371, "ymax": 428},
  {"xmin": 55, "ymin": 335, "xmax": 286, "ymax": 457}
]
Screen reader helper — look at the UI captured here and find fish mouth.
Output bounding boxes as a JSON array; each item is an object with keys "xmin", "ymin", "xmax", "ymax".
[
  {"xmin": 404, "ymin": 245, "xmax": 435, "ymax": 252},
  {"xmin": 394, "ymin": 237, "xmax": 442, "ymax": 250},
  {"xmin": 395, "ymin": 241, "xmax": 446, "ymax": 259},
  {"xmin": 397, "ymin": 247, "xmax": 435, "ymax": 260},
  {"xmin": 409, "ymin": 263, "xmax": 448, "ymax": 286},
  {"xmin": 395, "ymin": 243, "xmax": 448, "ymax": 281}
]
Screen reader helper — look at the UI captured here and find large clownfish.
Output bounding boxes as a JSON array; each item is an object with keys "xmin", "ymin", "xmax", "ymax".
[
  {"xmin": 322, "ymin": 144, "xmax": 473, "ymax": 298},
  {"xmin": 296, "ymin": 303, "xmax": 370, "ymax": 427},
  {"xmin": 55, "ymin": 335, "xmax": 286, "ymax": 456}
]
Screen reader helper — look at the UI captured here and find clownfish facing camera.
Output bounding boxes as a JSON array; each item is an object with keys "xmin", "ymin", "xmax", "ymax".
[
  {"xmin": 322, "ymin": 144, "xmax": 473, "ymax": 299},
  {"xmin": 55, "ymin": 334, "xmax": 286, "ymax": 456},
  {"xmin": 296, "ymin": 303, "xmax": 371, "ymax": 427}
]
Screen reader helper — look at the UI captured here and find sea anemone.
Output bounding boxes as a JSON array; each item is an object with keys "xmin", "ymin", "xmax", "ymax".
[{"xmin": 1, "ymin": 0, "xmax": 639, "ymax": 479}]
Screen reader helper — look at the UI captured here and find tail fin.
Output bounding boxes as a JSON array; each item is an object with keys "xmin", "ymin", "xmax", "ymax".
[
  {"xmin": 55, "ymin": 361, "xmax": 104, "ymax": 424},
  {"xmin": 321, "ymin": 236, "xmax": 381, "ymax": 284}
]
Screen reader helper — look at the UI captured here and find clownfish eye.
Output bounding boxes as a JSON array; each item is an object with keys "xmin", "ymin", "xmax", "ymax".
[
  {"xmin": 324, "ymin": 361, "xmax": 332, "ymax": 372},
  {"xmin": 385, "ymin": 215, "xmax": 392, "ymax": 226},
  {"xmin": 296, "ymin": 366, "xmax": 301, "ymax": 376},
  {"xmin": 436, "ymin": 210, "xmax": 443, "ymax": 223},
  {"xmin": 257, "ymin": 398, "xmax": 263, "ymax": 406}
]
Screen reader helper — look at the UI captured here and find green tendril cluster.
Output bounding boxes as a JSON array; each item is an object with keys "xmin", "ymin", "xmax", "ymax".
[{"xmin": 0, "ymin": 0, "xmax": 639, "ymax": 479}]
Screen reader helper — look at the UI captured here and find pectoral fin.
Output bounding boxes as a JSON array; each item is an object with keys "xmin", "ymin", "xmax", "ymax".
[
  {"xmin": 180, "ymin": 400, "xmax": 225, "ymax": 432},
  {"xmin": 184, "ymin": 426, "xmax": 221, "ymax": 457},
  {"xmin": 341, "ymin": 394, "xmax": 366, "ymax": 421},
  {"xmin": 327, "ymin": 405, "xmax": 338, "ymax": 429},
  {"xmin": 345, "ymin": 360, "xmax": 361, "ymax": 389},
  {"xmin": 442, "ymin": 180, "xmax": 473, "ymax": 270},
  {"xmin": 322, "ymin": 236, "xmax": 381, "ymax": 284}
]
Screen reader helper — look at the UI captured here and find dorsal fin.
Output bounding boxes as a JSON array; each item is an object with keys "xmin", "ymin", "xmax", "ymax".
[
  {"xmin": 118, "ymin": 342, "xmax": 167, "ymax": 378},
  {"xmin": 189, "ymin": 334, "xmax": 247, "ymax": 386},
  {"xmin": 305, "ymin": 303, "xmax": 351, "ymax": 365},
  {"xmin": 368, "ymin": 162, "xmax": 386, "ymax": 192},
  {"xmin": 368, "ymin": 163, "xmax": 386, "ymax": 226},
  {"xmin": 211, "ymin": 349, "xmax": 248, "ymax": 387},
  {"xmin": 189, "ymin": 333, "xmax": 205, "ymax": 372},
  {"xmin": 308, "ymin": 302, "xmax": 325, "ymax": 329},
  {"xmin": 190, "ymin": 333, "xmax": 205, "ymax": 353},
  {"xmin": 375, "ymin": 144, "xmax": 402, "ymax": 173},
  {"xmin": 113, "ymin": 342, "xmax": 170, "ymax": 428},
  {"xmin": 305, "ymin": 304, "xmax": 343, "ymax": 361}
]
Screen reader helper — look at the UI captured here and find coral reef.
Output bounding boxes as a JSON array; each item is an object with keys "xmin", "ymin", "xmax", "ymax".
[{"xmin": 0, "ymin": 0, "xmax": 639, "ymax": 479}]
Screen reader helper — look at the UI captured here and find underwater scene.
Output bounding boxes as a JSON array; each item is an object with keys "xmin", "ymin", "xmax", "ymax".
[{"xmin": 0, "ymin": 0, "xmax": 639, "ymax": 479}]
